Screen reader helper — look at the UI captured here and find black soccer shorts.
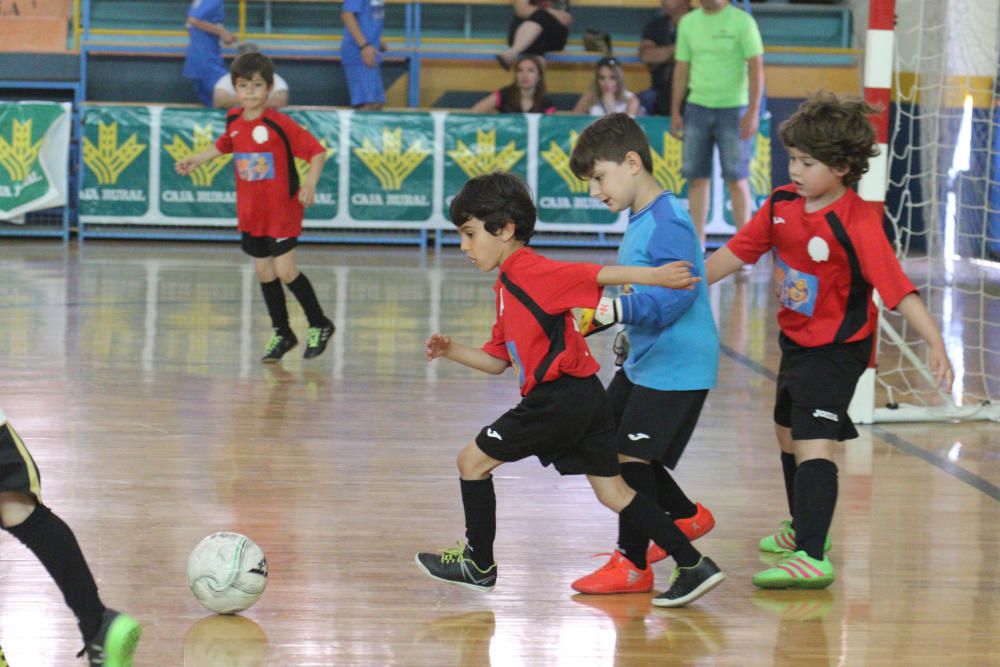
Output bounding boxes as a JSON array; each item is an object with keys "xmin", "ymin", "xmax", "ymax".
[
  {"xmin": 475, "ymin": 375, "xmax": 619, "ymax": 477},
  {"xmin": 774, "ymin": 333, "xmax": 873, "ymax": 442}
]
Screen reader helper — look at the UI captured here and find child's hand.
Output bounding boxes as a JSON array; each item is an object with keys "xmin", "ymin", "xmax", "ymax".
[
  {"xmin": 655, "ymin": 261, "xmax": 700, "ymax": 290},
  {"xmin": 425, "ymin": 333, "xmax": 452, "ymax": 361},
  {"xmin": 298, "ymin": 183, "xmax": 316, "ymax": 208},
  {"xmin": 929, "ymin": 343, "xmax": 954, "ymax": 392},
  {"xmin": 175, "ymin": 158, "xmax": 196, "ymax": 176}
]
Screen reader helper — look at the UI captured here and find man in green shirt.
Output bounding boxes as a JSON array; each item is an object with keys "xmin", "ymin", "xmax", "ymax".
[{"xmin": 670, "ymin": 0, "xmax": 764, "ymax": 241}]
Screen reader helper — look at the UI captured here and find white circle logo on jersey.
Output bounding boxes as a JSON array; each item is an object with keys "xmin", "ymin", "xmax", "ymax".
[
  {"xmin": 807, "ymin": 236, "xmax": 830, "ymax": 262},
  {"xmin": 252, "ymin": 125, "xmax": 269, "ymax": 144}
]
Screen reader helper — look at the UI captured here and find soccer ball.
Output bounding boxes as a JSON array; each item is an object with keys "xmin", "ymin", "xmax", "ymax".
[{"xmin": 187, "ymin": 532, "xmax": 268, "ymax": 614}]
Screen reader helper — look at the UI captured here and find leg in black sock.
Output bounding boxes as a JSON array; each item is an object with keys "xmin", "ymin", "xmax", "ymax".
[
  {"xmin": 652, "ymin": 462, "xmax": 697, "ymax": 518},
  {"xmin": 780, "ymin": 451, "xmax": 798, "ymax": 518},
  {"xmin": 286, "ymin": 272, "xmax": 328, "ymax": 328},
  {"xmin": 618, "ymin": 462, "xmax": 655, "ymax": 569},
  {"xmin": 792, "ymin": 459, "xmax": 838, "ymax": 560},
  {"xmin": 260, "ymin": 279, "xmax": 291, "ymax": 334},
  {"xmin": 4, "ymin": 504, "xmax": 105, "ymax": 643},
  {"xmin": 620, "ymin": 493, "xmax": 701, "ymax": 568},
  {"xmin": 460, "ymin": 477, "xmax": 496, "ymax": 570}
]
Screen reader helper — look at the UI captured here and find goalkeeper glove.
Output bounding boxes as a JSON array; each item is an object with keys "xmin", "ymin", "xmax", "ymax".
[{"xmin": 577, "ymin": 296, "xmax": 622, "ymax": 337}]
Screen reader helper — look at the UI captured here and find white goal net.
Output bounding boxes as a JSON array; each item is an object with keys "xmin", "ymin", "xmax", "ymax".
[{"xmin": 866, "ymin": 0, "xmax": 1000, "ymax": 422}]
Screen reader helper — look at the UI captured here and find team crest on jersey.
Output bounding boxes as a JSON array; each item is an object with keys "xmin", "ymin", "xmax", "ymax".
[
  {"xmin": 773, "ymin": 252, "xmax": 818, "ymax": 317},
  {"xmin": 234, "ymin": 152, "xmax": 275, "ymax": 181}
]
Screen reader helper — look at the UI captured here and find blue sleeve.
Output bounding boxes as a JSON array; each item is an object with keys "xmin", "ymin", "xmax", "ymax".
[
  {"xmin": 619, "ymin": 211, "xmax": 699, "ymax": 328},
  {"xmin": 342, "ymin": 0, "xmax": 364, "ymax": 14},
  {"xmin": 189, "ymin": 0, "xmax": 224, "ymax": 23}
]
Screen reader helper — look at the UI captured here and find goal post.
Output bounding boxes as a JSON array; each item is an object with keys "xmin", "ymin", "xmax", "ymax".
[{"xmin": 850, "ymin": 0, "xmax": 1000, "ymax": 424}]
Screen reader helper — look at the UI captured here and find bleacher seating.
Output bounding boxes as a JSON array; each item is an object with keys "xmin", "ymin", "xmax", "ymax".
[{"xmin": 0, "ymin": 0, "xmax": 71, "ymax": 52}]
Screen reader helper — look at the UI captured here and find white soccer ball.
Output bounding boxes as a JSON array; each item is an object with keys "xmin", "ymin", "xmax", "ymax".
[{"xmin": 187, "ymin": 532, "xmax": 268, "ymax": 614}]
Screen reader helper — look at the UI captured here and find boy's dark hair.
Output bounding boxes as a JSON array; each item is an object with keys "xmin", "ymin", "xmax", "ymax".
[
  {"xmin": 779, "ymin": 91, "xmax": 880, "ymax": 188},
  {"xmin": 449, "ymin": 172, "xmax": 536, "ymax": 244},
  {"xmin": 230, "ymin": 51, "xmax": 275, "ymax": 88},
  {"xmin": 570, "ymin": 112, "xmax": 653, "ymax": 179}
]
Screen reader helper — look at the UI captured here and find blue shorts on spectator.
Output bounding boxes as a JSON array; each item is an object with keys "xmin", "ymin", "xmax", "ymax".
[
  {"xmin": 344, "ymin": 64, "xmax": 386, "ymax": 107},
  {"xmin": 681, "ymin": 103, "xmax": 751, "ymax": 181}
]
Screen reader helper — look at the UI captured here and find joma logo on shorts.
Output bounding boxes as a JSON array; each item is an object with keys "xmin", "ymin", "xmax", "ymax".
[{"xmin": 812, "ymin": 409, "xmax": 838, "ymax": 422}]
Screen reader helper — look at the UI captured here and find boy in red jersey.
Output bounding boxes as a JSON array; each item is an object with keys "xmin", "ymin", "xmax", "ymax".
[
  {"xmin": 415, "ymin": 172, "xmax": 726, "ymax": 607},
  {"xmin": 176, "ymin": 51, "xmax": 335, "ymax": 363},
  {"xmin": 706, "ymin": 92, "xmax": 953, "ymax": 588}
]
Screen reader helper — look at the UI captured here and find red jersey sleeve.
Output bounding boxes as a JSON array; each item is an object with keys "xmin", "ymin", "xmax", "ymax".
[
  {"xmin": 531, "ymin": 258, "xmax": 603, "ymax": 312},
  {"xmin": 288, "ymin": 118, "xmax": 325, "ymax": 161},
  {"xmin": 726, "ymin": 193, "xmax": 776, "ymax": 264},
  {"xmin": 481, "ymin": 319, "xmax": 510, "ymax": 362},
  {"xmin": 851, "ymin": 211, "xmax": 917, "ymax": 310},
  {"xmin": 215, "ymin": 111, "xmax": 239, "ymax": 154}
]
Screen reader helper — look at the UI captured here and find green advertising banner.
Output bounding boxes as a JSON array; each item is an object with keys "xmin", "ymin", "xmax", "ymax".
[
  {"xmin": 160, "ymin": 107, "xmax": 235, "ymax": 219},
  {"xmin": 287, "ymin": 110, "xmax": 340, "ymax": 221},
  {"xmin": 536, "ymin": 115, "xmax": 618, "ymax": 226},
  {"xmin": 443, "ymin": 114, "xmax": 528, "ymax": 213},
  {"xmin": 78, "ymin": 107, "xmax": 770, "ymax": 235},
  {"xmin": 348, "ymin": 112, "xmax": 434, "ymax": 222},
  {"xmin": 80, "ymin": 106, "xmax": 151, "ymax": 218},
  {"xmin": 0, "ymin": 102, "xmax": 70, "ymax": 219}
]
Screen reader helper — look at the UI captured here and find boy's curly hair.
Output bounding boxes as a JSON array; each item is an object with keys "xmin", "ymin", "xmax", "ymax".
[
  {"xmin": 778, "ymin": 91, "xmax": 880, "ymax": 187},
  {"xmin": 449, "ymin": 172, "xmax": 536, "ymax": 244}
]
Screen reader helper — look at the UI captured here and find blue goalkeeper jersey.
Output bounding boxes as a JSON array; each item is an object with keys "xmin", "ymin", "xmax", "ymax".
[{"xmin": 617, "ymin": 191, "xmax": 719, "ymax": 391}]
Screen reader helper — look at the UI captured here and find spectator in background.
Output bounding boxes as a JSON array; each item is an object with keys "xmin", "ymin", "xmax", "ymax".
[
  {"xmin": 671, "ymin": 0, "xmax": 763, "ymax": 241},
  {"xmin": 214, "ymin": 43, "xmax": 290, "ymax": 108},
  {"xmin": 572, "ymin": 57, "xmax": 641, "ymax": 116},
  {"xmin": 341, "ymin": 0, "xmax": 386, "ymax": 109},
  {"xmin": 183, "ymin": 0, "xmax": 237, "ymax": 106},
  {"xmin": 472, "ymin": 54, "xmax": 556, "ymax": 114},
  {"xmin": 496, "ymin": 0, "xmax": 572, "ymax": 69},
  {"xmin": 638, "ymin": 0, "xmax": 690, "ymax": 116}
]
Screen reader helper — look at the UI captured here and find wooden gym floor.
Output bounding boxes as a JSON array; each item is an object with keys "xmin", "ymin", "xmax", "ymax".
[{"xmin": 0, "ymin": 240, "xmax": 997, "ymax": 666}]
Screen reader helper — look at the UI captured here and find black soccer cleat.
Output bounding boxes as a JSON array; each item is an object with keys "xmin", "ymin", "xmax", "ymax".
[
  {"xmin": 261, "ymin": 330, "xmax": 298, "ymax": 363},
  {"xmin": 651, "ymin": 557, "xmax": 725, "ymax": 608},
  {"xmin": 303, "ymin": 320, "xmax": 335, "ymax": 359},
  {"xmin": 415, "ymin": 542, "xmax": 497, "ymax": 592}
]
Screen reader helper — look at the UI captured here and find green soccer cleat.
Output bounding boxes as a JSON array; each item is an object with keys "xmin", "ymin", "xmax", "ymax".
[
  {"xmin": 752, "ymin": 550, "xmax": 834, "ymax": 590},
  {"xmin": 0, "ymin": 643, "xmax": 8, "ymax": 667},
  {"xmin": 759, "ymin": 519, "xmax": 832, "ymax": 554},
  {"xmin": 79, "ymin": 609, "xmax": 142, "ymax": 667}
]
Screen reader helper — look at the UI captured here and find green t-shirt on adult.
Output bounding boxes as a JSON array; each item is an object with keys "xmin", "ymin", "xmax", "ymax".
[{"xmin": 675, "ymin": 5, "xmax": 764, "ymax": 108}]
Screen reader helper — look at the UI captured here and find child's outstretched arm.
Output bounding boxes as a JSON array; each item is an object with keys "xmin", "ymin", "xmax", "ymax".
[
  {"xmin": 175, "ymin": 146, "xmax": 223, "ymax": 176},
  {"xmin": 597, "ymin": 261, "xmax": 700, "ymax": 290},
  {"xmin": 705, "ymin": 246, "xmax": 745, "ymax": 285},
  {"xmin": 426, "ymin": 333, "xmax": 508, "ymax": 375},
  {"xmin": 895, "ymin": 293, "xmax": 954, "ymax": 390}
]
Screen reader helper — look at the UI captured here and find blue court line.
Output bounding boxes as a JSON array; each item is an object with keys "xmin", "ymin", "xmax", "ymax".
[{"xmin": 720, "ymin": 343, "xmax": 1000, "ymax": 504}]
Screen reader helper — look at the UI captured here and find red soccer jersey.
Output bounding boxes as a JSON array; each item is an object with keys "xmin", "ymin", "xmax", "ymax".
[
  {"xmin": 482, "ymin": 248, "xmax": 603, "ymax": 396},
  {"xmin": 727, "ymin": 184, "xmax": 916, "ymax": 347},
  {"xmin": 215, "ymin": 108, "xmax": 325, "ymax": 238}
]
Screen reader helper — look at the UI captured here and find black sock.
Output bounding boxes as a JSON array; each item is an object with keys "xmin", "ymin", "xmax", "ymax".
[
  {"xmin": 618, "ymin": 463, "xmax": 655, "ymax": 569},
  {"xmin": 461, "ymin": 477, "xmax": 496, "ymax": 570},
  {"xmin": 286, "ymin": 272, "xmax": 327, "ymax": 328},
  {"xmin": 260, "ymin": 279, "xmax": 291, "ymax": 334},
  {"xmin": 4, "ymin": 504, "xmax": 105, "ymax": 643},
  {"xmin": 652, "ymin": 462, "xmax": 697, "ymax": 518},
  {"xmin": 781, "ymin": 451, "xmax": 798, "ymax": 519},
  {"xmin": 620, "ymin": 493, "xmax": 700, "ymax": 568},
  {"xmin": 793, "ymin": 459, "xmax": 838, "ymax": 560}
]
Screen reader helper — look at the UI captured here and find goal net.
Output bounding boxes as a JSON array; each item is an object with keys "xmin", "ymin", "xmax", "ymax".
[{"xmin": 863, "ymin": 0, "xmax": 1000, "ymax": 422}]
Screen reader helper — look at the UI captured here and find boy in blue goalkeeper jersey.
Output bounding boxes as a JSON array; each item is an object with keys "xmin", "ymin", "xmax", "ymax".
[{"xmin": 568, "ymin": 113, "xmax": 721, "ymax": 597}]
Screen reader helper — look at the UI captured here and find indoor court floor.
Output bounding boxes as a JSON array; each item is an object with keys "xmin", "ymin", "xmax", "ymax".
[{"xmin": 0, "ymin": 240, "xmax": 997, "ymax": 666}]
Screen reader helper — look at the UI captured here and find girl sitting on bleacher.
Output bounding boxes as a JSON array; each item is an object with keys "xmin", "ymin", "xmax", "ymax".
[
  {"xmin": 472, "ymin": 54, "xmax": 557, "ymax": 114},
  {"xmin": 573, "ymin": 56, "xmax": 642, "ymax": 117}
]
